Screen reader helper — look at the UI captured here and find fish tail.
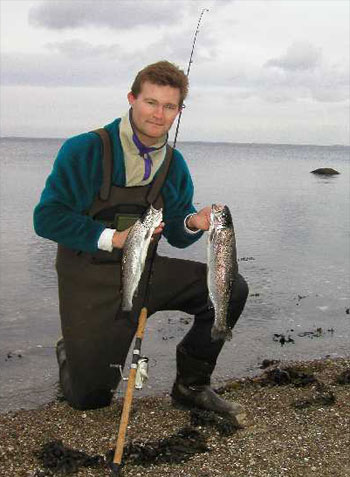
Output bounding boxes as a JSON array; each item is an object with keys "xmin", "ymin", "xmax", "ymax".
[
  {"xmin": 122, "ymin": 297, "xmax": 133, "ymax": 312},
  {"xmin": 211, "ymin": 325, "xmax": 232, "ymax": 342}
]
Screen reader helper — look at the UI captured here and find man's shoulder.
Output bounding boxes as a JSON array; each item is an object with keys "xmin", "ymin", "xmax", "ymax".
[
  {"xmin": 103, "ymin": 117, "xmax": 121, "ymax": 137},
  {"xmin": 61, "ymin": 118, "xmax": 121, "ymax": 155},
  {"xmin": 169, "ymin": 147, "xmax": 190, "ymax": 172}
]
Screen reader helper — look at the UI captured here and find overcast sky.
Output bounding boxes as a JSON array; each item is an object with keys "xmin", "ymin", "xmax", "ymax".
[{"xmin": 1, "ymin": 0, "xmax": 349, "ymax": 145}]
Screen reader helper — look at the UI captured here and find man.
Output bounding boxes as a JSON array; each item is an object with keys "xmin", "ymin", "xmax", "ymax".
[{"xmin": 34, "ymin": 61, "xmax": 249, "ymax": 426}]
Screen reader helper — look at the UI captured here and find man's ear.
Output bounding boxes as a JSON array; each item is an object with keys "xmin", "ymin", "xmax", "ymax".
[{"xmin": 127, "ymin": 91, "xmax": 136, "ymax": 106}]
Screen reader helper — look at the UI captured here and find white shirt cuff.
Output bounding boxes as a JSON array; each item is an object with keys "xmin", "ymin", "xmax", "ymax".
[
  {"xmin": 184, "ymin": 213, "xmax": 201, "ymax": 234},
  {"xmin": 97, "ymin": 228, "xmax": 116, "ymax": 252}
]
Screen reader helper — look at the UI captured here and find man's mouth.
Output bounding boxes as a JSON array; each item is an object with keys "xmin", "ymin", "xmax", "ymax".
[{"xmin": 148, "ymin": 122, "xmax": 164, "ymax": 127}]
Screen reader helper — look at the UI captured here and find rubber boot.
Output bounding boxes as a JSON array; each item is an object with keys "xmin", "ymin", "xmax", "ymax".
[{"xmin": 171, "ymin": 346, "xmax": 246, "ymax": 428}]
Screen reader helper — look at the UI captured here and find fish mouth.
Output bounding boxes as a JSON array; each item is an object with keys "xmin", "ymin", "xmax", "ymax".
[
  {"xmin": 211, "ymin": 203, "xmax": 232, "ymax": 227},
  {"xmin": 212, "ymin": 203, "xmax": 224, "ymax": 212}
]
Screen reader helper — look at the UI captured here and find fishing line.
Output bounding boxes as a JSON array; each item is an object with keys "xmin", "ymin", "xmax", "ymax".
[{"xmin": 173, "ymin": 8, "xmax": 209, "ymax": 150}]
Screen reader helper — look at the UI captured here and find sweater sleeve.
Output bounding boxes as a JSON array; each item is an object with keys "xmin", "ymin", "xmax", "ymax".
[
  {"xmin": 162, "ymin": 149, "xmax": 204, "ymax": 248},
  {"xmin": 33, "ymin": 132, "xmax": 106, "ymax": 252}
]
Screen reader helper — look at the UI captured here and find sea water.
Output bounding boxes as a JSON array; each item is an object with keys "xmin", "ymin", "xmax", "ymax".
[{"xmin": 0, "ymin": 137, "xmax": 349, "ymax": 412}]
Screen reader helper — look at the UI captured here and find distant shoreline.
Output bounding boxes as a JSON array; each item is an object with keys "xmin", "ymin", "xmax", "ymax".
[{"xmin": 1, "ymin": 136, "xmax": 349, "ymax": 148}]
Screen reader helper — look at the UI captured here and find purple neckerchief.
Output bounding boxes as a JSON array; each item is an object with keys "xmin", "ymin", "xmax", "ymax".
[
  {"xmin": 131, "ymin": 132, "xmax": 157, "ymax": 181},
  {"xmin": 129, "ymin": 110, "xmax": 168, "ymax": 181}
]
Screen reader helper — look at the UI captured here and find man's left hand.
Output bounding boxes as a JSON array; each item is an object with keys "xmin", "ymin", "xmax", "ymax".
[{"xmin": 186, "ymin": 206, "xmax": 211, "ymax": 231}]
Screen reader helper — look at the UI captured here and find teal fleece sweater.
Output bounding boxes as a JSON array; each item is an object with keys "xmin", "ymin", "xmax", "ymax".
[{"xmin": 33, "ymin": 118, "xmax": 203, "ymax": 252}]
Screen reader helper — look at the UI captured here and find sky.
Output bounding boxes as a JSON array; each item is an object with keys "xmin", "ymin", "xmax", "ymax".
[{"xmin": 0, "ymin": 0, "xmax": 349, "ymax": 145}]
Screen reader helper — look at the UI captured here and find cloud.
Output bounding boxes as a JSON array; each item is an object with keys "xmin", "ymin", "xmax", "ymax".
[
  {"xmin": 28, "ymin": 0, "xmax": 194, "ymax": 30},
  {"xmin": 1, "ymin": 8, "xmax": 219, "ymax": 88},
  {"xmin": 45, "ymin": 39, "xmax": 120, "ymax": 59},
  {"xmin": 138, "ymin": 24, "xmax": 219, "ymax": 73},
  {"xmin": 3, "ymin": 41, "xmax": 348, "ymax": 107},
  {"xmin": 1, "ymin": 52, "xmax": 129, "ymax": 87},
  {"xmin": 265, "ymin": 41, "xmax": 322, "ymax": 71}
]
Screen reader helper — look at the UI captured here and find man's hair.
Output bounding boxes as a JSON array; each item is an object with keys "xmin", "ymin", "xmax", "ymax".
[{"xmin": 131, "ymin": 60, "xmax": 188, "ymax": 106}]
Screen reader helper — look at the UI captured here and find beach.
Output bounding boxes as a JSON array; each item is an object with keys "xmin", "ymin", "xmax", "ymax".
[
  {"xmin": 1, "ymin": 357, "xmax": 349, "ymax": 477},
  {"xmin": 1, "ymin": 138, "xmax": 349, "ymax": 476},
  {"xmin": 1, "ymin": 139, "xmax": 349, "ymax": 413}
]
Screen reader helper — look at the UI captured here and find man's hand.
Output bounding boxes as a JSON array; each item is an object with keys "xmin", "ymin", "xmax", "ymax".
[
  {"xmin": 112, "ymin": 222, "xmax": 165, "ymax": 249},
  {"xmin": 186, "ymin": 206, "xmax": 211, "ymax": 231},
  {"xmin": 112, "ymin": 228, "xmax": 130, "ymax": 249}
]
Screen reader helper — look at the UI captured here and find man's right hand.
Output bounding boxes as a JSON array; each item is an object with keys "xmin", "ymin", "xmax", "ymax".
[
  {"xmin": 112, "ymin": 222, "xmax": 164, "ymax": 249},
  {"xmin": 112, "ymin": 228, "xmax": 131, "ymax": 249}
]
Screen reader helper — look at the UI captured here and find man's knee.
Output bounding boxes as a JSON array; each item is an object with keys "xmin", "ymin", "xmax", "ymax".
[
  {"xmin": 57, "ymin": 341, "xmax": 116, "ymax": 410},
  {"xmin": 59, "ymin": 364, "xmax": 114, "ymax": 410}
]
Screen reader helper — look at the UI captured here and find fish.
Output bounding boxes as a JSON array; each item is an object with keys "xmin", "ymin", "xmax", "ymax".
[
  {"xmin": 207, "ymin": 204, "xmax": 238, "ymax": 341},
  {"xmin": 122, "ymin": 205, "xmax": 163, "ymax": 311}
]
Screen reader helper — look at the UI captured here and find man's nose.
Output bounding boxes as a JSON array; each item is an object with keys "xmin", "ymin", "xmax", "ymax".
[{"xmin": 153, "ymin": 105, "xmax": 165, "ymax": 119}]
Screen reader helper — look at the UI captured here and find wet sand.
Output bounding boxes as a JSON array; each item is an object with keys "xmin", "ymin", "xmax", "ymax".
[{"xmin": 0, "ymin": 357, "xmax": 349, "ymax": 477}]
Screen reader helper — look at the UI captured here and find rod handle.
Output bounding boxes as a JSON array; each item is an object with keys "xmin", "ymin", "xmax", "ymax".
[{"xmin": 112, "ymin": 307, "xmax": 148, "ymax": 466}]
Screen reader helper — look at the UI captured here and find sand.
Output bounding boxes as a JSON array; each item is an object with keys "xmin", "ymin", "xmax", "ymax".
[{"xmin": 0, "ymin": 357, "xmax": 349, "ymax": 477}]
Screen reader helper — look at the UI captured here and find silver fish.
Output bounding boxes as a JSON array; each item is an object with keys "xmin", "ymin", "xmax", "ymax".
[
  {"xmin": 122, "ymin": 205, "xmax": 163, "ymax": 311},
  {"xmin": 207, "ymin": 204, "xmax": 238, "ymax": 341}
]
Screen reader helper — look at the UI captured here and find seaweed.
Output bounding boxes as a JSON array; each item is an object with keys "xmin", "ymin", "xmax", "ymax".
[
  {"xmin": 107, "ymin": 427, "xmax": 209, "ymax": 467},
  {"xmin": 190, "ymin": 409, "xmax": 238, "ymax": 436},
  {"xmin": 36, "ymin": 440, "xmax": 103, "ymax": 474},
  {"xmin": 293, "ymin": 390, "xmax": 336, "ymax": 409},
  {"xmin": 260, "ymin": 366, "xmax": 317, "ymax": 387},
  {"xmin": 336, "ymin": 369, "xmax": 350, "ymax": 385},
  {"xmin": 36, "ymin": 427, "xmax": 209, "ymax": 474}
]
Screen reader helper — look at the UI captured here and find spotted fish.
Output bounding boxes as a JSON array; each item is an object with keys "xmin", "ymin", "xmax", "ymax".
[
  {"xmin": 207, "ymin": 204, "xmax": 238, "ymax": 341},
  {"xmin": 122, "ymin": 205, "xmax": 163, "ymax": 311}
]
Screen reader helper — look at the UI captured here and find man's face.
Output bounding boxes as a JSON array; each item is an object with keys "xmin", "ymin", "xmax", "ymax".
[{"xmin": 127, "ymin": 81, "xmax": 181, "ymax": 146}]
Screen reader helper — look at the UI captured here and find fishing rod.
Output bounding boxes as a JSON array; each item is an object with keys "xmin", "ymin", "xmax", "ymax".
[
  {"xmin": 173, "ymin": 7, "xmax": 209, "ymax": 150},
  {"xmin": 110, "ymin": 9, "xmax": 209, "ymax": 476},
  {"xmin": 110, "ymin": 238, "xmax": 159, "ymax": 476}
]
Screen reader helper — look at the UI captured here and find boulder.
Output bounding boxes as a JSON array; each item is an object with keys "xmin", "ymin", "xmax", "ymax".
[{"xmin": 311, "ymin": 168, "xmax": 340, "ymax": 175}]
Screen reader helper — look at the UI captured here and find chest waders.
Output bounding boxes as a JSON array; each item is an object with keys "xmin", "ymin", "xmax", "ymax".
[{"xmin": 55, "ymin": 128, "xmax": 173, "ymax": 410}]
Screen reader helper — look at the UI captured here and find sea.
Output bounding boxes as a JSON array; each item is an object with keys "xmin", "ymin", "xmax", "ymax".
[{"xmin": 0, "ymin": 137, "xmax": 349, "ymax": 413}]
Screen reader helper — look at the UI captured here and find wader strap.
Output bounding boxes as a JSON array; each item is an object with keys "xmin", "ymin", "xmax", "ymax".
[
  {"xmin": 146, "ymin": 144, "xmax": 174, "ymax": 205},
  {"xmin": 92, "ymin": 128, "xmax": 113, "ymax": 201},
  {"xmin": 92, "ymin": 128, "xmax": 173, "ymax": 205}
]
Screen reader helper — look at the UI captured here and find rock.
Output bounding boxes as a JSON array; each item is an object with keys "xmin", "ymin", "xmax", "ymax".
[
  {"xmin": 260, "ymin": 359, "xmax": 280, "ymax": 369},
  {"xmin": 311, "ymin": 168, "xmax": 340, "ymax": 175}
]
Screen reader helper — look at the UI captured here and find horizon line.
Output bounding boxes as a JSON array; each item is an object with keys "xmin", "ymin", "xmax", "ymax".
[{"xmin": 0, "ymin": 135, "xmax": 349, "ymax": 148}]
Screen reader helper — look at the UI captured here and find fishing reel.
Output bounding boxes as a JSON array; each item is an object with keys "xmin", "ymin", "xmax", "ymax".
[
  {"xmin": 110, "ymin": 356, "xmax": 149, "ymax": 391},
  {"xmin": 135, "ymin": 357, "xmax": 149, "ymax": 390}
]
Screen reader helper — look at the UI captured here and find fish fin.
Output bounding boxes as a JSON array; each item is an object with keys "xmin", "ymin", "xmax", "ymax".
[
  {"xmin": 209, "ymin": 227, "xmax": 215, "ymax": 242},
  {"xmin": 207, "ymin": 295, "xmax": 214, "ymax": 310}
]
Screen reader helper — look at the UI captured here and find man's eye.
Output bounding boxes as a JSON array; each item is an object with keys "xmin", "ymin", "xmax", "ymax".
[
  {"xmin": 146, "ymin": 100, "xmax": 156, "ymax": 106},
  {"xmin": 165, "ymin": 104, "xmax": 177, "ymax": 111}
]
